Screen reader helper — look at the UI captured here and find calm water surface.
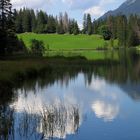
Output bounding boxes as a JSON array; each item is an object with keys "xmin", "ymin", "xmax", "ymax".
[{"xmin": 1, "ymin": 51, "xmax": 140, "ymax": 140}]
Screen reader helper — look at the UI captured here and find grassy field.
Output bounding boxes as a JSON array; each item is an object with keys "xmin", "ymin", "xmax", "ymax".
[
  {"xmin": 18, "ymin": 33, "xmax": 118, "ymax": 50},
  {"xmin": 18, "ymin": 33, "xmax": 119, "ymax": 60}
]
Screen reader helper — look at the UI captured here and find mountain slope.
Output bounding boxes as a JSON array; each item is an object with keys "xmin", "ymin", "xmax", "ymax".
[{"xmin": 100, "ymin": 0, "xmax": 140, "ymax": 19}]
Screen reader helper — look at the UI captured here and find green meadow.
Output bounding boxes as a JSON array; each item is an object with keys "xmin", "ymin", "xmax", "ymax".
[
  {"xmin": 18, "ymin": 33, "xmax": 107, "ymax": 50},
  {"xmin": 18, "ymin": 33, "xmax": 119, "ymax": 60}
]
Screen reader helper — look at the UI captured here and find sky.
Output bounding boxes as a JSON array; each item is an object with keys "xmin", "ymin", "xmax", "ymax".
[{"xmin": 11, "ymin": 0, "xmax": 126, "ymax": 26}]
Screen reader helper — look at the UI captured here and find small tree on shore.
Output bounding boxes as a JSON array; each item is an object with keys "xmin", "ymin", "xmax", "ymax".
[
  {"xmin": 99, "ymin": 25, "xmax": 112, "ymax": 40},
  {"xmin": 30, "ymin": 39, "xmax": 45, "ymax": 56}
]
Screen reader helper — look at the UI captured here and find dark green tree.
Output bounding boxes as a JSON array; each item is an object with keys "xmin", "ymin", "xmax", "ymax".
[
  {"xmin": 73, "ymin": 21, "xmax": 79, "ymax": 35},
  {"xmin": 83, "ymin": 14, "xmax": 87, "ymax": 34},
  {"xmin": 99, "ymin": 25, "xmax": 112, "ymax": 40},
  {"xmin": 46, "ymin": 15, "xmax": 56, "ymax": 33},
  {"xmin": 22, "ymin": 8, "xmax": 32, "ymax": 32},
  {"xmin": 36, "ymin": 10, "xmax": 48, "ymax": 33},
  {"xmin": 117, "ymin": 15, "xmax": 127, "ymax": 47},
  {"xmin": 0, "ymin": 0, "xmax": 17, "ymax": 54},
  {"xmin": 30, "ymin": 9, "xmax": 36, "ymax": 32},
  {"xmin": 0, "ymin": 0, "xmax": 12, "ymax": 30},
  {"xmin": 87, "ymin": 14, "xmax": 92, "ymax": 35},
  {"xmin": 30, "ymin": 39, "xmax": 45, "ymax": 56},
  {"xmin": 15, "ymin": 9, "xmax": 23, "ymax": 33},
  {"xmin": 57, "ymin": 13, "xmax": 64, "ymax": 34},
  {"xmin": 107, "ymin": 15, "xmax": 117, "ymax": 39}
]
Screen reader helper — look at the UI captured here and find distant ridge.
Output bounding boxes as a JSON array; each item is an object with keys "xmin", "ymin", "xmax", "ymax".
[{"xmin": 100, "ymin": 0, "xmax": 140, "ymax": 19}]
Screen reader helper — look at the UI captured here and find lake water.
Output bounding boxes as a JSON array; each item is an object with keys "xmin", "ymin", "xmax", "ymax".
[{"xmin": 1, "ymin": 50, "xmax": 140, "ymax": 140}]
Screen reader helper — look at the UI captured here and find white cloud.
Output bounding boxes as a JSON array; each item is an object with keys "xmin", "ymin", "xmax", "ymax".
[
  {"xmin": 92, "ymin": 100, "xmax": 119, "ymax": 122},
  {"xmin": 62, "ymin": 0, "xmax": 97, "ymax": 9},
  {"xmin": 78, "ymin": 23, "xmax": 83, "ymax": 30},
  {"xmin": 11, "ymin": 0, "xmax": 52, "ymax": 9},
  {"xmin": 88, "ymin": 77, "xmax": 106, "ymax": 92},
  {"xmin": 88, "ymin": 76, "xmax": 119, "ymax": 100},
  {"xmin": 84, "ymin": 6, "xmax": 104, "ymax": 18},
  {"xmin": 11, "ymin": 0, "xmax": 123, "ymax": 20},
  {"xmin": 84, "ymin": 0, "xmax": 116, "ymax": 18}
]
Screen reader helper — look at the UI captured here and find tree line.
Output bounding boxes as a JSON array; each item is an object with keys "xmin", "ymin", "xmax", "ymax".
[
  {"xmin": 14, "ymin": 9, "xmax": 96, "ymax": 35},
  {"xmin": 14, "ymin": 8, "xmax": 79, "ymax": 35},
  {"xmin": 93, "ymin": 15, "xmax": 140, "ymax": 47}
]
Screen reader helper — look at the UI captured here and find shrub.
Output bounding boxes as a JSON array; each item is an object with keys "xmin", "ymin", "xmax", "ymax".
[
  {"xmin": 99, "ymin": 25, "xmax": 112, "ymax": 40},
  {"xmin": 30, "ymin": 39, "xmax": 45, "ymax": 56}
]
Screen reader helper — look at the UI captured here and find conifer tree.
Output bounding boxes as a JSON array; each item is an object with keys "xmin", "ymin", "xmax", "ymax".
[
  {"xmin": 0, "ymin": 0, "xmax": 12, "ymax": 30},
  {"xmin": 87, "ymin": 14, "xmax": 92, "ymax": 35},
  {"xmin": 0, "ymin": 0, "xmax": 16, "ymax": 54},
  {"xmin": 73, "ymin": 21, "xmax": 79, "ymax": 35},
  {"xmin": 83, "ymin": 14, "xmax": 87, "ymax": 34},
  {"xmin": 117, "ymin": 15, "xmax": 127, "ymax": 47}
]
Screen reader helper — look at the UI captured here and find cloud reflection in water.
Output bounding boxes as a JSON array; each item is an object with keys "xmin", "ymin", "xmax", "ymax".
[{"xmin": 10, "ymin": 73, "xmax": 126, "ymax": 139}]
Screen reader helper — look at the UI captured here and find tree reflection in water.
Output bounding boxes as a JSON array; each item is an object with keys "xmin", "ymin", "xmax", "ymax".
[
  {"xmin": 0, "ymin": 106, "xmax": 14, "ymax": 140},
  {"xmin": 1, "ymin": 103, "xmax": 80, "ymax": 140}
]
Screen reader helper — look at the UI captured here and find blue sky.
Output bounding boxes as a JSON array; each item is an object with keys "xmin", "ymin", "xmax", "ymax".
[{"xmin": 11, "ymin": 0, "xmax": 126, "ymax": 26}]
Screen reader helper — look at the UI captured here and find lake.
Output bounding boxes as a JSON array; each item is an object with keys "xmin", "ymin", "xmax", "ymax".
[{"xmin": 0, "ymin": 50, "xmax": 140, "ymax": 140}]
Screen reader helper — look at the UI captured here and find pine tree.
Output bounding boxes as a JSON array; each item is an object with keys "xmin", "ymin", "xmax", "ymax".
[
  {"xmin": 107, "ymin": 15, "xmax": 117, "ymax": 39},
  {"xmin": 117, "ymin": 15, "xmax": 127, "ymax": 47},
  {"xmin": 22, "ymin": 8, "xmax": 32, "ymax": 32},
  {"xmin": 63, "ymin": 12, "xmax": 69, "ymax": 33},
  {"xmin": 68, "ymin": 19, "xmax": 74, "ymax": 34},
  {"xmin": 0, "ymin": 0, "xmax": 16, "ymax": 54},
  {"xmin": 92, "ymin": 19, "xmax": 99, "ymax": 34},
  {"xmin": 0, "ymin": 0, "xmax": 12, "ymax": 30},
  {"xmin": 30, "ymin": 9, "xmax": 36, "ymax": 32},
  {"xmin": 83, "ymin": 14, "xmax": 87, "ymax": 34},
  {"xmin": 46, "ymin": 15, "xmax": 56, "ymax": 33},
  {"xmin": 73, "ymin": 21, "xmax": 79, "ymax": 35},
  {"xmin": 87, "ymin": 14, "xmax": 92, "ymax": 35},
  {"xmin": 127, "ymin": 15, "xmax": 139, "ymax": 47},
  {"xmin": 15, "ymin": 9, "xmax": 23, "ymax": 33},
  {"xmin": 57, "ymin": 13, "xmax": 64, "ymax": 34},
  {"xmin": 36, "ymin": 10, "xmax": 48, "ymax": 33}
]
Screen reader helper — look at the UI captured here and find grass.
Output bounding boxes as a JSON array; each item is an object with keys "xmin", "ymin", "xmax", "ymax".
[
  {"xmin": 46, "ymin": 50, "xmax": 120, "ymax": 60},
  {"xmin": 18, "ymin": 33, "xmax": 118, "ymax": 50},
  {"xmin": 136, "ymin": 45, "xmax": 140, "ymax": 51},
  {"xmin": 18, "ymin": 33, "xmax": 119, "ymax": 60}
]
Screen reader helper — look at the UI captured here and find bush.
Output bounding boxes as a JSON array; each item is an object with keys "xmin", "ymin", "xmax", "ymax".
[
  {"xmin": 30, "ymin": 39, "xmax": 45, "ymax": 56},
  {"xmin": 99, "ymin": 25, "xmax": 112, "ymax": 40}
]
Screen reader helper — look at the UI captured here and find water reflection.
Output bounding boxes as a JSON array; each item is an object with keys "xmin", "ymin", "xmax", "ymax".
[
  {"xmin": 10, "ymin": 90, "xmax": 81, "ymax": 140},
  {"xmin": 92, "ymin": 100, "xmax": 119, "ymax": 122},
  {"xmin": 13, "ymin": 103, "xmax": 80, "ymax": 140},
  {"xmin": 9, "ymin": 73, "xmax": 125, "ymax": 139},
  {"xmin": 1, "ymin": 50, "xmax": 140, "ymax": 139}
]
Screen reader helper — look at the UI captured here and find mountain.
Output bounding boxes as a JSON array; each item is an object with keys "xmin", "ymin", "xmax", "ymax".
[{"xmin": 100, "ymin": 0, "xmax": 140, "ymax": 19}]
